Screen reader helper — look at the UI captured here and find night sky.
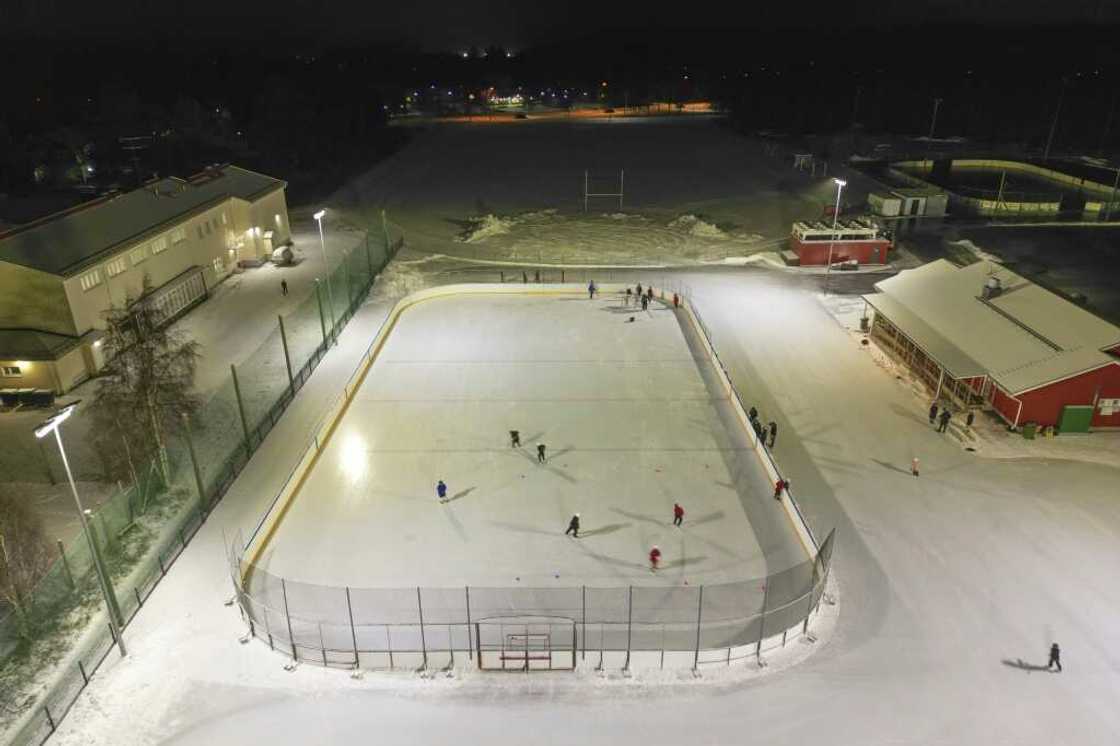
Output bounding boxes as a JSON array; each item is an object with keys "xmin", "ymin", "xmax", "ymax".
[{"xmin": 3, "ymin": 0, "xmax": 1118, "ymax": 49}]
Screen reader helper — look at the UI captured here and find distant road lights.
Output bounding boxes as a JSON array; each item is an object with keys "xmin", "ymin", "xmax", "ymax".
[
  {"xmin": 35, "ymin": 403, "xmax": 126, "ymax": 657},
  {"xmin": 313, "ymin": 209, "xmax": 336, "ymax": 334},
  {"xmin": 825, "ymin": 178, "xmax": 846, "ymax": 296}
]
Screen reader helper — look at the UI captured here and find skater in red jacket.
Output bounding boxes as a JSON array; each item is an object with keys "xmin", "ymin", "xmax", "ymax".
[
  {"xmin": 673, "ymin": 502, "xmax": 685, "ymax": 527},
  {"xmin": 649, "ymin": 546, "xmax": 662, "ymax": 571}
]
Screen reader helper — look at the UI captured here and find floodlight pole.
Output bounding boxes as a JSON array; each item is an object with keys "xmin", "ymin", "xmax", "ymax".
[
  {"xmin": 39, "ymin": 409, "xmax": 126, "ymax": 656},
  {"xmin": 825, "ymin": 179, "xmax": 846, "ymax": 296},
  {"xmin": 928, "ymin": 97, "xmax": 942, "ymax": 140},
  {"xmin": 1043, "ymin": 79, "xmax": 1067, "ymax": 163},
  {"xmin": 314, "ymin": 210, "xmax": 336, "ymax": 336}
]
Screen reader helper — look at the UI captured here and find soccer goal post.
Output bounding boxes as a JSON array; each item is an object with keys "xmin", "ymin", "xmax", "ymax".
[{"xmin": 584, "ymin": 169, "xmax": 624, "ymax": 212}]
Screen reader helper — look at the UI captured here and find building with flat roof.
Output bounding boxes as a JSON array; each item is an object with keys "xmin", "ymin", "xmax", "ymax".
[
  {"xmin": 0, "ymin": 164, "xmax": 290, "ymax": 394},
  {"xmin": 863, "ymin": 259, "xmax": 1120, "ymax": 431}
]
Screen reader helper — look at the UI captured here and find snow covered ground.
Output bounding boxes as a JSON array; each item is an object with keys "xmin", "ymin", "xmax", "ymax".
[
  {"xmin": 39, "ymin": 118, "xmax": 1120, "ymax": 746},
  {"xmin": 255, "ymin": 291, "xmax": 803, "ymax": 591}
]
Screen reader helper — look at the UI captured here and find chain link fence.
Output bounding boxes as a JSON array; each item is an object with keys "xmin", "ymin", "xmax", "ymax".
[{"xmin": 1, "ymin": 219, "xmax": 402, "ymax": 746}]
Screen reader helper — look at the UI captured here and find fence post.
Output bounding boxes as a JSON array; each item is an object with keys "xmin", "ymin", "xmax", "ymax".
[
  {"xmin": 416, "ymin": 587, "xmax": 428, "ymax": 669},
  {"xmin": 314, "ymin": 279, "xmax": 328, "ymax": 348},
  {"xmin": 693, "ymin": 585, "xmax": 704, "ymax": 671},
  {"xmin": 381, "ymin": 209, "xmax": 391, "ymax": 256},
  {"xmin": 345, "ymin": 586, "xmax": 359, "ymax": 669},
  {"xmin": 624, "ymin": 585, "xmax": 633, "ymax": 671},
  {"xmin": 465, "ymin": 586, "xmax": 473, "ymax": 661},
  {"xmin": 278, "ymin": 315, "xmax": 295, "ymax": 395},
  {"xmin": 281, "ymin": 578, "xmax": 297, "ymax": 660},
  {"xmin": 581, "ymin": 585, "xmax": 586, "ymax": 661},
  {"xmin": 57, "ymin": 539, "xmax": 75, "ymax": 590},
  {"xmin": 756, "ymin": 581, "xmax": 770, "ymax": 662},
  {"xmin": 181, "ymin": 413, "xmax": 208, "ymax": 517},
  {"xmin": 229, "ymin": 364, "xmax": 252, "ymax": 458}
]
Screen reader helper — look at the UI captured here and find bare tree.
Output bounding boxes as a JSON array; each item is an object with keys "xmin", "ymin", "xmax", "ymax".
[
  {"xmin": 90, "ymin": 276, "xmax": 201, "ymax": 490},
  {"xmin": 0, "ymin": 487, "xmax": 52, "ymax": 639}
]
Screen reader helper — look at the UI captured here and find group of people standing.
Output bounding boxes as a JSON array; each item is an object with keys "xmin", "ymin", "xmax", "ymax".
[
  {"xmin": 623, "ymin": 283, "xmax": 656, "ymax": 311},
  {"xmin": 748, "ymin": 406, "xmax": 778, "ymax": 448}
]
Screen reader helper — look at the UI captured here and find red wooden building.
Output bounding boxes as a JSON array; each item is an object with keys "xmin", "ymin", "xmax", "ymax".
[
  {"xmin": 787, "ymin": 218, "xmax": 893, "ymax": 266},
  {"xmin": 863, "ymin": 260, "xmax": 1120, "ymax": 431}
]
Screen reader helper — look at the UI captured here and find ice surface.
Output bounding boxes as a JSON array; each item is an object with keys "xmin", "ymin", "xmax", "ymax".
[{"xmin": 256, "ymin": 292, "xmax": 804, "ymax": 590}]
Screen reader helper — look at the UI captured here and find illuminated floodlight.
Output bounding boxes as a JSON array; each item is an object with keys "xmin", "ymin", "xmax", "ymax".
[{"xmin": 313, "ymin": 209, "xmax": 326, "ymax": 221}]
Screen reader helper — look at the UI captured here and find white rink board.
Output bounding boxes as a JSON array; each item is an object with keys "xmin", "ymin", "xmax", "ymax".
[{"xmin": 257, "ymin": 291, "xmax": 803, "ymax": 588}]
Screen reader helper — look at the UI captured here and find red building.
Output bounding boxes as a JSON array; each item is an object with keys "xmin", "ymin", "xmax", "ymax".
[
  {"xmin": 863, "ymin": 260, "xmax": 1120, "ymax": 431},
  {"xmin": 787, "ymin": 218, "xmax": 892, "ymax": 266}
]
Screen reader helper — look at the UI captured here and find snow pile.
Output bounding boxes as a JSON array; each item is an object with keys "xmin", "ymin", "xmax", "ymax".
[
  {"xmin": 948, "ymin": 239, "xmax": 1003, "ymax": 264},
  {"xmin": 604, "ymin": 212, "xmax": 644, "ymax": 221},
  {"xmin": 669, "ymin": 214, "xmax": 728, "ymax": 239},
  {"xmin": 459, "ymin": 214, "xmax": 516, "ymax": 243}
]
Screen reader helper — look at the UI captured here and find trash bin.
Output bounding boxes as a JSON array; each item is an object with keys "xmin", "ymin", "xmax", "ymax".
[{"xmin": 1022, "ymin": 422, "xmax": 1037, "ymax": 440}]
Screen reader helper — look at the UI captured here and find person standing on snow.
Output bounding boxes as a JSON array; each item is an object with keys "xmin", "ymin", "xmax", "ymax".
[
  {"xmin": 938, "ymin": 409, "xmax": 952, "ymax": 434},
  {"xmin": 928, "ymin": 402, "xmax": 939, "ymax": 425},
  {"xmin": 625, "ymin": 287, "xmax": 632, "ymax": 306},
  {"xmin": 673, "ymin": 503, "xmax": 685, "ymax": 527},
  {"xmin": 641, "ymin": 295, "xmax": 649, "ymax": 311},
  {"xmin": 281, "ymin": 279, "xmax": 289, "ymax": 296},
  {"xmin": 768, "ymin": 421, "xmax": 778, "ymax": 448},
  {"xmin": 749, "ymin": 406, "xmax": 758, "ymax": 422},
  {"xmin": 647, "ymin": 286, "xmax": 654, "ymax": 301},
  {"xmin": 1048, "ymin": 643, "xmax": 1062, "ymax": 672},
  {"xmin": 588, "ymin": 280, "xmax": 597, "ymax": 299},
  {"xmin": 911, "ymin": 457, "xmax": 920, "ymax": 477},
  {"xmin": 672, "ymin": 293, "xmax": 679, "ymax": 308},
  {"xmin": 565, "ymin": 513, "xmax": 581, "ymax": 538},
  {"xmin": 437, "ymin": 480, "xmax": 448, "ymax": 501},
  {"xmin": 636, "ymin": 283, "xmax": 643, "ymax": 298},
  {"xmin": 510, "ymin": 430, "xmax": 521, "ymax": 448},
  {"xmin": 537, "ymin": 443, "xmax": 547, "ymax": 463},
  {"xmin": 649, "ymin": 546, "xmax": 661, "ymax": 571}
]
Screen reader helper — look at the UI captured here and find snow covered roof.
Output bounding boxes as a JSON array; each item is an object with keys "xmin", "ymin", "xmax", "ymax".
[
  {"xmin": 864, "ymin": 260, "xmax": 1120, "ymax": 394},
  {"xmin": 0, "ymin": 165, "xmax": 285, "ymax": 277}
]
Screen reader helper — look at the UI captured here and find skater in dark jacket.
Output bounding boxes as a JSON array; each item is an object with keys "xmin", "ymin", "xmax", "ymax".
[
  {"xmin": 641, "ymin": 295, "xmax": 649, "ymax": 311},
  {"xmin": 767, "ymin": 421, "xmax": 778, "ymax": 448},
  {"xmin": 565, "ymin": 513, "xmax": 581, "ymax": 537},
  {"xmin": 749, "ymin": 406, "xmax": 758, "ymax": 422},
  {"xmin": 1048, "ymin": 643, "xmax": 1062, "ymax": 672},
  {"xmin": 636, "ymin": 283, "xmax": 643, "ymax": 298},
  {"xmin": 673, "ymin": 502, "xmax": 685, "ymax": 526},
  {"xmin": 437, "ymin": 480, "xmax": 447, "ymax": 501},
  {"xmin": 646, "ymin": 286, "xmax": 654, "ymax": 301},
  {"xmin": 510, "ymin": 430, "xmax": 521, "ymax": 448},
  {"xmin": 928, "ymin": 402, "xmax": 939, "ymax": 425},
  {"xmin": 625, "ymin": 287, "xmax": 633, "ymax": 306},
  {"xmin": 938, "ymin": 409, "xmax": 952, "ymax": 433},
  {"xmin": 588, "ymin": 281, "xmax": 597, "ymax": 299},
  {"xmin": 537, "ymin": 443, "xmax": 547, "ymax": 463}
]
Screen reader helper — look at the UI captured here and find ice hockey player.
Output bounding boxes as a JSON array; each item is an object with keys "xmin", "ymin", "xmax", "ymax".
[
  {"xmin": 565, "ymin": 513, "xmax": 580, "ymax": 537},
  {"xmin": 437, "ymin": 480, "xmax": 448, "ymax": 501},
  {"xmin": 641, "ymin": 295, "xmax": 649, "ymax": 311},
  {"xmin": 673, "ymin": 503, "xmax": 685, "ymax": 527},
  {"xmin": 649, "ymin": 545, "xmax": 661, "ymax": 571},
  {"xmin": 928, "ymin": 402, "xmax": 939, "ymax": 425},
  {"xmin": 537, "ymin": 443, "xmax": 547, "ymax": 463},
  {"xmin": 768, "ymin": 421, "xmax": 778, "ymax": 448},
  {"xmin": 588, "ymin": 280, "xmax": 597, "ymax": 299},
  {"xmin": 1047, "ymin": 643, "xmax": 1062, "ymax": 672},
  {"xmin": 773, "ymin": 479, "xmax": 788, "ymax": 500},
  {"xmin": 510, "ymin": 430, "xmax": 521, "ymax": 448},
  {"xmin": 625, "ymin": 287, "xmax": 632, "ymax": 306}
]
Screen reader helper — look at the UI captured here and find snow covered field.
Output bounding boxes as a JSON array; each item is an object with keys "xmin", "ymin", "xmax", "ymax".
[
  {"xmin": 254, "ymin": 291, "xmax": 804, "ymax": 591},
  {"xmin": 39, "ymin": 118, "xmax": 1120, "ymax": 746}
]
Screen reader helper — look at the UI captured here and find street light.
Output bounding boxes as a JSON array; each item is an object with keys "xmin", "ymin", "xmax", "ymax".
[
  {"xmin": 825, "ymin": 178, "xmax": 846, "ymax": 296},
  {"xmin": 35, "ymin": 403, "xmax": 126, "ymax": 657},
  {"xmin": 313, "ymin": 209, "xmax": 337, "ymax": 338}
]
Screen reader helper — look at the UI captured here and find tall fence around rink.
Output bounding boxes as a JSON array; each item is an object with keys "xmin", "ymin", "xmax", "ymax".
[{"xmin": 229, "ymin": 282, "xmax": 836, "ymax": 671}]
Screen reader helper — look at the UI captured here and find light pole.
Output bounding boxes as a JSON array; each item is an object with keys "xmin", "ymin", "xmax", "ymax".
[
  {"xmin": 928, "ymin": 97, "xmax": 943, "ymax": 140},
  {"xmin": 825, "ymin": 178, "xmax": 846, "ymax": 296},
  {"xmin": 35, "ymin": 403, "xmax": 126, "ymax": 656},
  {"xmin": 1043, "ymin": 79, "xmax": 1067, "ymax": 163},
  {"xmin": 313, "ymin": 209, "xmax": 336, "ymax": 337}
]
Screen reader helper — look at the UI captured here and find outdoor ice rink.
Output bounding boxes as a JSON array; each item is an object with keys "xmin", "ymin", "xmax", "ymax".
[{"xmin": 254, "ymin": 289, "xmax": 807, "ymax": 590}]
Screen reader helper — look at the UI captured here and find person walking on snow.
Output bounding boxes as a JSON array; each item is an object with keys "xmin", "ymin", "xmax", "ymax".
[
  {"xmin": 928, "ymin": 402, "xmax": 939, "ymax": 425},
  {"xmin": 588, "ymin": 280, "xmax": 597, "ymax": 299},
  {"xmin": 509, "ymin": 430, "xmax": 521, "ymax": 448},
  {"xmin": 436, "ymin": 480, "xmax": 448, "ymax": 501},
  {"xmin": 673, "ymin": 502, "xmax": 685, "ymax": 527},
  {"xmin": 641, "ymin": 295, "xmax": 649, "ymax": 311},
  {"xmin": 767, "ymin": 421, "xmax": 778, "ymax": 448},
  {"xmin": 649, "ymin": 545, "xmax": 661, "ymax": 571},
  {"xmin": 537, "ymin": 443, "xmax": 547, "ymax": 463},
  {"xmin": 565, "ymin": 513, "xmax": 580, "ymax": 538},
  {"xmin": 911, "ymin": 457, "xmax": 920, "ymax": 477},
  {"xmin": 280, "ymin": 279, "xmax": 289, "ymax": 296},
  {"xmin": 938, "ymin": 409, "xmax": 952, "ymax": 433},
  {"xmin": 1048, "ymin": 643, "xmax": 1062, "ymax": 672}
]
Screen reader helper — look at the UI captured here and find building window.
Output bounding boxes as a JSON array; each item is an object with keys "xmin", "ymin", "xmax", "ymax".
[
  {"xmin": 130, "ymin": 246, "xmax": 147, "ymax": 265},
  {"xmin": 79, "ymin": 269, "xmax": 103, "ymax": 291},
  {"xmin": 106, "ymin": 257, "xmax": 127, "ymax": 277},
  {"xmin": 1, "ymin": 365, "xmax": 21, "ymax": 377},
  {"xmin": 151, "ymin": 236, "xmax": 168, "ymax": 254},
  {"xmin": 171, "ymin": 226, "xmax": 187, "ymax": 244}
]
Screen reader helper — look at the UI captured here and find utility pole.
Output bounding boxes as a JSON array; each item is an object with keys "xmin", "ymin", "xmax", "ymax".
[
  {"xmin": 928, "ymin": 97, "xmax": 943, "ymax": 140},
  {"xmin": 1043, "ymin": 79, "xmax": 1068, "ymax": 163}
]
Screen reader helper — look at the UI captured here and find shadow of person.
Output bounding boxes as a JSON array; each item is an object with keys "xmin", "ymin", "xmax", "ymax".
[
  {"xmin": 579, "ymin": 522, "xmax": 631, "ymax": 537},
  {"xmin": 870, "ymin": 458, "xmax": 912, "ymax": 475},
  {"xmin": 1001, "ymin": 658, "xmax": 1052, "ymax": 673},
  {"xmin": 444, "ymin": 486, "xmax": 477, "ymax": 503}
]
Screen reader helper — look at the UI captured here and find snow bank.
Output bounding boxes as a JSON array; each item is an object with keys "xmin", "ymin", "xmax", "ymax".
[
  {"xmin": 947, "ymin": 239, "xmax": 1003, "ymax": 264},
  {"xmin": 669, "ymin": 214, "xmax": 728, "ymax": 239},
  {"xmin": 459, "ymin": 214, "xmax": 516, "ymax": 243}
]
